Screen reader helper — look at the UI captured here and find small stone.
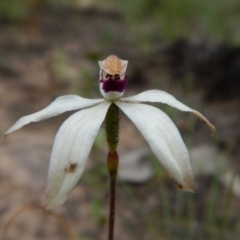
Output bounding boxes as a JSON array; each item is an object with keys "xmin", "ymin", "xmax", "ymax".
[{"xmin": 118, "ymin": 148, "xmax": 154, "ymax": 183}]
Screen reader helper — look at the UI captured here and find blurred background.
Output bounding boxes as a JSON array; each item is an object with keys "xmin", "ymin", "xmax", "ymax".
[{"xmin": 0, "ymin": 0, "xmax": 240, "ymax": 239}]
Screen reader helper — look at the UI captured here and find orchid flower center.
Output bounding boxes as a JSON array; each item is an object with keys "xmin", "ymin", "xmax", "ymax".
[{"xmin": 100, "ymin": 71, "xmax": 128, "ymax": 93}]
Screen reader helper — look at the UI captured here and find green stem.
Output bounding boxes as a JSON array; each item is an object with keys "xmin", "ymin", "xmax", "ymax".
[
  {"xmin": 105, "ymin": 103, "xmax": 119, "ymax": 153},
  {"xmin": 105, "ymin": 103, "xmax": 120, "ymax": 240}
]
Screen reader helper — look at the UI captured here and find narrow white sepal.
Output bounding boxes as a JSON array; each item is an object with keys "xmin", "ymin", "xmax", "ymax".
[
  {"xmin": 45, "ymin": 101, "xmax": 111, "ymax": 209},
  {"xmin": 5, "ymin": 95, "xmax": 104, "ymax": 135},
  {"xmin": 121, "ymin": 90, "xmax": 215, "ymax": 134},
  {"xmin": 116, "ymin": 102, "xmax": 194, "ymax": 192}
]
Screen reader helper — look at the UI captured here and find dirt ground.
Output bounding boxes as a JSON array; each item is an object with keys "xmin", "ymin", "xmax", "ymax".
[{"xmin": 0, "ymin": 5, "xmax": 240, "ymax": 240}]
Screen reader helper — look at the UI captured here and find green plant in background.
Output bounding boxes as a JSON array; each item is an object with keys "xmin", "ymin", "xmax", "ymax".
[
  {"xmin": 2, "ymin": 0, "xmax": 240, "ymax": 43},
  {"xmin": 117, "ymin": 158, "xmax": 239, "ymax": 240},
  {"xmin": 0, "ymin": 0, "xmax": 30, "ymax": 22},
  {"xmin": 115, "ymin": 0, "xmax": 240, "ymax": 44},
  {"xmin": 0, "ymin": 0, "xmax": 78, "ymax": 22}
]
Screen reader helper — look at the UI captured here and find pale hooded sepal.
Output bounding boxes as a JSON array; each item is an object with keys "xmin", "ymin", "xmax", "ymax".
[
  {"xmin": 116, "ymin": 102, "xmax": 194, "ymax": 192},
  {"xmin": 99, "ymin": 55, "xmax": 128, "ymax": 75},
  {"xmin": 5, "ymin": 95, "xmax": 104, "ymax": 135},
  {"xmin": 121, "ymin": 90, "xmax": 215, "ymax": 134},
  {"xmin": 45, "ymin": 102, "xmax": 111, "ymax": 209}
]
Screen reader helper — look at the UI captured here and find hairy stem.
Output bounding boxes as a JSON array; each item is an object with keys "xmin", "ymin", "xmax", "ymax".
[
  {"xmin": 105, "ymin": 103, "xmax": 120, "ymax": 240},
  {"xmin": 105, "ymin": 103, "xmax": 119, "ymax": 153},
  {"xmin": 107, "ymin": 151, "xmax": 118, "ymax": 240}
]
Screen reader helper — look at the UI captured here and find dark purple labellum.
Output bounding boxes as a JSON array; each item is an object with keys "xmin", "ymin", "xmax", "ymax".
[{"xmin": 100, "ymin": 75, "xmax": 128, "ymax": 93}]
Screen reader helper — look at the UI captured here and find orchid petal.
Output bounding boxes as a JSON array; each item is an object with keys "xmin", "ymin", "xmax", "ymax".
[
  {"xmin": 45, "ymin": 101, "xmax": 111, "ymax": 209},
  {"xmin": 5, "ymin": 95, "xmax": 104, "ymax": 135},
  {"xmin": 121, "ymin": 90, "xmax": 215, "ymax": 134},
  {"xmin": 116, "ymin": 102, "xmax": 194, "ymax": 192}
]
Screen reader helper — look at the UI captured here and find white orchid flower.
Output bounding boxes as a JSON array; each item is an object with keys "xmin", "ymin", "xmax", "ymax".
[{"xmin": 5, "ymin": 55, "xmax": 215, "ymax": 209}]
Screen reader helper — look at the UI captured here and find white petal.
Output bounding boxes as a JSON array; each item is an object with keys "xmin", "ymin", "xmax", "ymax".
[
  {"xmin": 116, "ymin": 102, "xmax": 194, "ymax": 192},
  {"xmin": 5, "ymin": 95, "xmax": 104, "ymax": 135},
  {"xmin": 121, "ymin": 90, "xmax": 215, "ymax": 134},
  {"xmin": 45, "ymin": 101, "xmax": 111, "ymax": 209}
]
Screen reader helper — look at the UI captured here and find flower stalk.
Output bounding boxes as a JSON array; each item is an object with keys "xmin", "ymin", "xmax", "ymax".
[
  {"xmin": 107, "ymin": 151, "xmax": 118, "ymax": 240},
  {"xmin": 105, "ymin": 103, "xmax": 120, "ymax": 240}
]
